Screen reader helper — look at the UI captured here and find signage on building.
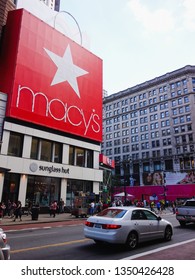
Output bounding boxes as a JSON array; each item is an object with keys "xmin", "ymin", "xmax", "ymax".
[
  {"xmin": 0, "ymin": 9, "xmax": 102, "ymax": 142},
  {"xmin": 99, "ymin": 154, "xmax": 115, "ymax": 169},
  {"xmin": 29, "ymin": 162, "xmax": 70, "ymax": 175}
]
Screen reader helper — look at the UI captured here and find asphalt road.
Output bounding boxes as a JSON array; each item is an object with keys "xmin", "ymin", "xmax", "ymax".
[{"xmin": 6, "ymin": 213, "xmax": 195, "ymax": 260}]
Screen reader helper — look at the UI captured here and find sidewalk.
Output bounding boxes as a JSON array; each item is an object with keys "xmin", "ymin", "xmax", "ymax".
[
  {"xmin": 0, "ymin": 212, "xmax": 79, "ymax": 226},
  {"xmin": 0, "ymin": 207, "xmax": 172, "ymax": 226}
]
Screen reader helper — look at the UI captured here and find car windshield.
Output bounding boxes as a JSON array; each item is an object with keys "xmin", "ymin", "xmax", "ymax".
[
  {"xmin": 185, "ymin": 200, "xmax": 195, "ymax": 206},
  {"xmin": 96, "ymin": 208, "xmax": 127, "ymax": 218}
]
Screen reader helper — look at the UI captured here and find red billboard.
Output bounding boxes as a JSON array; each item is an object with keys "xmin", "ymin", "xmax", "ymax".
[{"xmin": 0, "ymin": 9, "xmax": 102, "ymax": 142}]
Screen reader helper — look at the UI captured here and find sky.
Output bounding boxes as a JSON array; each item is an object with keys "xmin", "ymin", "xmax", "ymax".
[{"xmin": 60, "ymin": 0, "xmax": 195, "ymax": 95}]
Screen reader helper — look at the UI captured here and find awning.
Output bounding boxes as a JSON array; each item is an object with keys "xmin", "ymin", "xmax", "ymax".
[
  {"xmin": 0, "ymin": 167, "xmax": 11, "ymax": 173},
  {"xmin": 114, "ymin": 192, "xmax": 134, "ymax": 197}
]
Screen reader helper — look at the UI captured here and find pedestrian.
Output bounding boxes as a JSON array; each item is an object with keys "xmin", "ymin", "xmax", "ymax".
[
  {"xmin": 112, "ymin": 200, "xmax": 116, "ymax": 207},
  {"xmin": 0, "ymin": 202, "xmax": 6, "ymax": 218},
  {"xmin": 27, "ymin": 200, "xmax": 32, "ymax": 216},
  {"xmin": 0, "ymin": 202, "xmax": 3, "ymax": 220},
  {"xmin": 13, "ymin": 200, "xmax": 22, "ymax": 221},
  {"xmin": 10, "ymin": 201, "xmax": 17, "ymax": 218},
  {"xmin": 156, "ymin": 201, "xmax": 161, "ymax": 214},
  {"xmin": 150, "ymin": 201, "xmax": 155, "ymax": 212},
  {"xmin": 97, "ymin": 200, "xmax": 103, "ymax": 213},
  {"xmin": 89, "ymin": 201, "xmax": 95, "ymax": 215},
  {"xmin": 49, "ymin": 201, "xmax": 57, "ymax": 217},
  {"xmin": 172, "ymin": 202, "xmax": 176, "ymax": 214},
  {"xmin": 59, "ymin": 198, "xmax": 65, "ymax": 213},
  {"xmin": 6, "ymin": 200, "xmax": 12, "ymax": 216}
]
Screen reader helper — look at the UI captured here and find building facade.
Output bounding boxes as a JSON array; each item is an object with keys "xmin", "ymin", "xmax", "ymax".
[
  {"xmin": 0, "ymin": 8, "xmax": 103, "ymax": 211},
  {"xmin": 0, "ymin": 0, "xmax": 15, "ymax": 36},
  {"xmin": 102, "ymin": 65, "xmax": 195, "ymax": 201},
  {"xmin": 39, "ymin": 0, "xmax": 60, "ymax": 11}
]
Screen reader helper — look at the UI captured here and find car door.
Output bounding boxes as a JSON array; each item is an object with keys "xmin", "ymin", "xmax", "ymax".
[
  {"xmin": 131, "ymin": 209, "xmax": 152, "ymax": 242},
  {"xmin": 143, "ymin": 209, "xmax": 164, "ymax": 239}
]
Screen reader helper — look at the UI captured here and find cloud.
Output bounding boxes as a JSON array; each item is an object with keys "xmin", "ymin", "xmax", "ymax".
[{"xmin": 127, "ymin": 0, "xmax": 175, "ymax": 33}]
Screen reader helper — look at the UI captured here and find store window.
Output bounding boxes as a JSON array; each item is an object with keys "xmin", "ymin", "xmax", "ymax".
[
  {"xmin": 8, "ymin": 132, "xmax": 23, "ymax": 157},
  {"xmin": 66, "ymin": 179, "xmax": 93, "ymax": 207},
  {"xmin": 26, "ymin": 175, "xmax": 60, "ymax": 207},
  {"xmin": 2, "ymin": 173, "xmax": 20, "ymax": 203}
]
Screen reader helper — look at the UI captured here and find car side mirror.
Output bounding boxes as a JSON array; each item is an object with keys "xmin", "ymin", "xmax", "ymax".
[{"xmin": 157, "ymin": 216, "xmax": 162, "ymax": 221}]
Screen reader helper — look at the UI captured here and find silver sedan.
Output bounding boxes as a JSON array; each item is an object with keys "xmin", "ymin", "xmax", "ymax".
[
  {"xmin": 84, "ymin": 207, "xmax": 173, "ymax": 249},
  {"xmin": 0, "ymin": 228, "xmax": 10, "ymax": 260}
]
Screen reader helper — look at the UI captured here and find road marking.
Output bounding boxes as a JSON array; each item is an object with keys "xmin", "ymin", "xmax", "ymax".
[
  {"xmin": 11, "ymin": 238, "xmax": 90, "ymax": 254},
  {"xmin": 122, "ymin": 238, "xmax": 195, "ymax": 260}
]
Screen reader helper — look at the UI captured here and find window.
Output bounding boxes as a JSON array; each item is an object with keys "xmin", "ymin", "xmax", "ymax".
[
  {"xmin": 179, "ymin": 107, "xmax": 184, "ymax": 114},
  {"xmin": 187, "ymin": 124, "xmax": 192, "ymax": 131},
  {"xmin": 8, "ymin": 132, "xmax": 23, "ymax": 157},
  {"xmin": 172, "ymin": 100, "xmax": 176, "ymax": 107},
  {"xmin": 174, "ymin": 127, "xmax": 179, "ymax": 134},
  {"xmin": 69, "ymin": 146, "xmax": 93, "ymax": 168},
  {"xmin": 86, "ymin": 150, "xmax": 93, "ymax": 168},
  {"xmin": 40, "ymin": 140, "xmax": 52, "ymax": 161},
  {"xmin": 182, "ymin": 79, "xmax": 187, "ymax": 86},
  {"xmin": 175, "ymin": 136, "xmax": 180, "ymax": 144},
  {"xmin": 184, "ymin": 96, "xmax": 189, "ymax": 103},
  {"xmin": 53, "ymin": 143, "xmax": 62, "ymax": 163},
  {"xmin": 75, "ymin": 147, "xmax": 85, "ymax": 167},
  {"xmin": 185, "ymin": 105, "xmax": 190, "ymax": 112},
  {"xmin": 178, "ymin": 98, "xmax": 182, "ymax": 105},
  {"xmin": 173, "ymin": 117, "xmax": 179, "ymax": 124},
  {"xmin": 171, "ymin": 92, "xmax": 176, "ymax": 97},
  {"xmin": 131, "ymin": 210, "xmax": 147, "ymax": 220},
  {"xmin": 31, "ymin": 138, "xmax": 39, "ymax": 159},
  {"xmin": 114, "ymin": 117, "xmax": 120, "ymax": 123},
  {"xmin": 177, "ymin": 90, "xmax": 182, "ymax": 95},
  {"xmin": 31, "ymin": 138, "xmax": 63, "ymax": 163}
]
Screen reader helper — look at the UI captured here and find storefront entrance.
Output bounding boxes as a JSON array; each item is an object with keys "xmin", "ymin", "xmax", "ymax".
[
  {"xmin": 26, "ymin": 175, "xmax": 61, "ymax": 212},
  {"xmin": 2, "ymin": 173, "xmax": 20, "ymax": 204}
]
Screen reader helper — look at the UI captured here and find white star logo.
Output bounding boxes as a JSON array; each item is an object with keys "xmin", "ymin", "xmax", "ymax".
[{"xmin": 44, "ymin": 45, "xmax": 88, "ymax": 98}]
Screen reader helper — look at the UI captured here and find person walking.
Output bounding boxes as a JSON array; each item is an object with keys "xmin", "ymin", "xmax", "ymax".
[
  {"xmin": 49, "ymin": 201, "xmax": 57, "ymax": 217},
  {"xmin": 89, "ymin": 201, "xmax": 95, "ymax": 215},
  {"xmin": 59, "ymin": 198, "xmax": 65, "ymax": 213},
  {"xmin": 0, "ymin": 202, "xmax": 3, "ymax": 220},
  {"xmin": 13, "ymin": 200, "xmax": 22, "ymax": 221}
]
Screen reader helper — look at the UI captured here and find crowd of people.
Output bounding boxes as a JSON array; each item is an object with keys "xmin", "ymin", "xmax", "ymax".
[
  {"xmin": 0, "ymin": 200, "xmax": 23, "ymax": 221},
  {"xmin": 0, "ymin": 197, "xmax": 178, "ymax": 221}
]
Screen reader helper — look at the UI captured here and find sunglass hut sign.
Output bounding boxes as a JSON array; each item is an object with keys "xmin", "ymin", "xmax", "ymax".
[{"xmin": 5, "ymin": 10, "xmax": 102, "ymax": 142}]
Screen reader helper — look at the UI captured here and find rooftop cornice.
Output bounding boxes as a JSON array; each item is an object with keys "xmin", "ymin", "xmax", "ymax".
[{"xmin": 104, "ymin": 65, "xmax": 195, "ymax": 103}]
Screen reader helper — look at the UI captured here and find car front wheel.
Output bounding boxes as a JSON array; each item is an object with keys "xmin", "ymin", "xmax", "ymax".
[
  {"xmin": 126, "ymin": 231, "xmax": 138, "ymax": 250},
  {"xmin": 164, "ymin": 226, "xmax": 172, "ymax": 241}
]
